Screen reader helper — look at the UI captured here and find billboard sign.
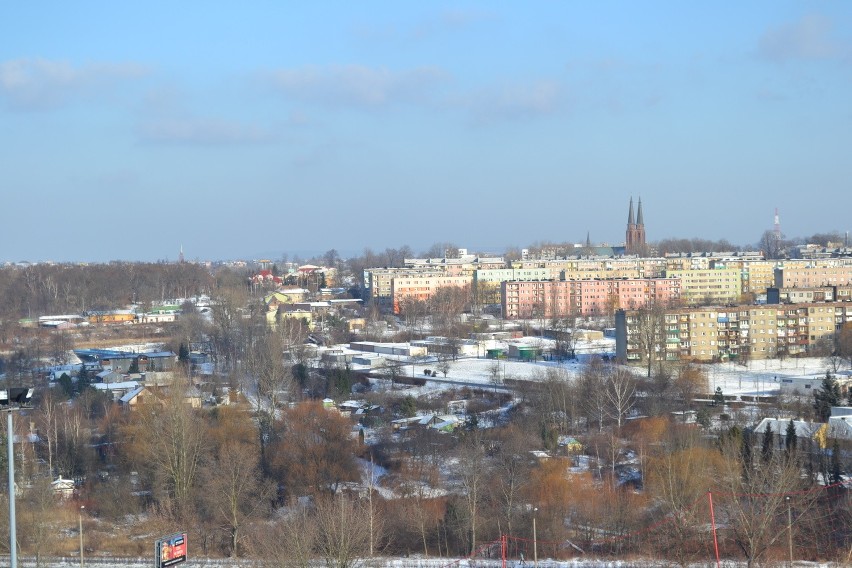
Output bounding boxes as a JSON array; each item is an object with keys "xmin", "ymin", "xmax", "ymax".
[{"xmin": 155, "ymin": 533, "xmax": 187, "ymax": 568}]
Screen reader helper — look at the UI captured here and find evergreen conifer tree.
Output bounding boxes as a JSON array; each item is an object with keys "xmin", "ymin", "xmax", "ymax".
[
  {"xmin": 785, "ymin": 419, "xmax": 797, "ymax": 455},
  {"xmin": 831, "ymin": 439, "xmax": 843, "ymax": 484},
  {"xmin": 741, "ymin": 428, "xmax": 753, "ymax": 481},
  {"xmin": 401, "ymin": 395, "xmax": 417, "ymax": 418},
  {"xmin": 178, "ymin": 342, "xmax": 190, "ymax": 366},
  {"xmin": 814, "ymin": 371, "xmax": 841, "ymax": 422},
  {"xmin": 77, "ymin": 365, "xmax": 92, "ymax": 392},
  {"xmin": 58, "ymin": 373, "xmax": 74, "ymax": 398},
  {"xmin": 761, "ymin": 422, "xmax": 774, "ymax": 463}
]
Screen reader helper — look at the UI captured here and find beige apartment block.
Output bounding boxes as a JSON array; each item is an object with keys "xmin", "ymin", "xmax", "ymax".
[
  {"xmin": 684, "ymin": 308, "xmax": 722, "ymax": 361},
  {"xmin": 737, "ymin": 259, "xmax": 852, "ymax": 298},
  {"xmin": 618, "ymin": 301, "xmax": 852, "ymax": 364},
  {"xmin": 474, "ymin": 268, "xmax": 552, "ymax": 283},
  {"xmin": 802, "ymin": 303, "xmax": 839, "ymax": 344},
  {"xmin": 768, "ymin": 286, "xmax": 834, "ymax": 304},
  {"xmin": 510, "ymin": 257, "xmax": 668, "ymax": 278},
  {"xmin": 404, "ymin": 255, "xmax": 506, "ymax": 277},
  {"xmin": 511, "ymin": 259, "xmax": 574, "ymax": 271},
  {"xmin": 665, "ymin": 268, "xmax": 742, "ymax": 305},
  {"xmin": 366, "ymin": 268, "xmax": 443, "ymax": 308},
  {"xmin": 775, "ymin": 265, "xmax": 852, "ymax": 289},
  {"xmin": 743, "ymin": 306, "xmax": 779, "ymax": 360},
  {"xmin": 836, "ymin": 286, "xmax": 852, "ymax": 302},
  {"xmin": 665, "ymin": 256, "xmax": 713, "ymax": 271},
  {"xmin": 740, "ymin": 261, "xmax": 779, "ymax": 296}
]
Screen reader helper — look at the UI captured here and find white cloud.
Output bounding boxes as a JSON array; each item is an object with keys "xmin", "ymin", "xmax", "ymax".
[
  {"xmin": 266, "ymin": 64, "xmax": 565, "ymax": 125},
  {"xmin": 353, "ymin": 9, "xmax": 495, "ymax": 43},
  {"xmin": 0, "ymin": 58, "xmax": 148, "ymax": 110},
  {"xmin": 138, "ymin": 117, "xmax": 273, "ymax": 145},
  {"xmin": 758, "ymin": 14, "xmax": 844, "ymax": 63},
  {"xmin": 266, "ymin": 64, "xmax": 450, "ymax": 108},
  {"xmin": 411, "ymin": 9, "xmax": 496, "ymax": 40},
  {"xmin": 459, "ymin": 80, "xmax": 563, "ymax": 124}
]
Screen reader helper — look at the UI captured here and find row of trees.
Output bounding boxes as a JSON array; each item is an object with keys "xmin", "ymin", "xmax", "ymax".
[{"xmin": 0, "ymin": 262, "xmax": 212, "ymax": 321}]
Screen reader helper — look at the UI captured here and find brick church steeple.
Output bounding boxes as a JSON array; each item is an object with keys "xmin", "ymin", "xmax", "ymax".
[{"xmin": 626, "ymin": 197, "xmax": 646, "ymax": 254}]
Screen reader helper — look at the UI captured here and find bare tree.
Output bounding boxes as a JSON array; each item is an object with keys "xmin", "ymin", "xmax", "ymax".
[
  {"xmin": 209, "ymin": 287, "xmax": 249, "ymax": 373},
  {"xmin": 313, "ymin": 496, "xmax": 373, "ymax": 568},
  {"xmin": 245, "ymin": 329, "xmax": 292, "ymax": 465},
  {"xmin": 429, "ymin": 285, "xmax": 470, "ymax": 340},
  {"xmin": 251, "ymin": 505, "xmax": 317, "ymax": 568},
  {"xmin": 472, "ymin": 280, "xmax": 501, "ymax": 317},
  {"xmin": 380, "ymin": 360, "xmax": 401, "ymax": 389},
  {"xmin": 488, "ymin": 426, "xmax": 533, "ymax": 540},
  {"xmin": 392, "ymin": 458, "xmax": 444, "ymax": 557},
  {"xmin": 56, "ymin": 401, "xmax": 92, "ymax": 479},
  {"xmin": 836, "ymin": 323, "xmax": 852, "ymax": 370},
  {"xmin": 757, "ymin": 229, "xmax": 786, "ymax": 260},
  {"xmin": 119, "ymin": 374, "xmax": 209, "ymax": 519},
  {"xmin": 673, "ymin": 364, "xmax": 707, "ymax": 404},
  {"xmin": 19, "ymin": 478, "xmax": 59, "ymax": 567},
  {"xmin": 269, "ymin": 402, "xmax": 360, "ymax": 497},
  {"xmin": 398, "ymin": 297, "xmax": 428, "ymax": 337},
  {"xmin": 454, "ymin": 433, "xmax": 489, "ymax": 554},
  {"xmin": 578, "ymin": 358, "xmax": 609, "ymax": 432},
  {"xmin": 202, "ymin": 440, "xmax": 274, "ymax": 557},
  {"xmin": 436, "ymin": 355, "xmax": 452, "ymax": 378},
  {"xmin": 533, "ymin": 367, "xmax": 580, "ymax": 436},
  {"xmin": 716, "ymin": 433, "xmax": 816, "ymax": 568},
  {"xmin": 34, "ymin": 388, "xmax": 63, "ymax": 476},
  {"xmin": 632, "ymin": 303, "xmax": 668, "ymax": 377},
  {"xmin": 604, "ymin": 366, "xmax": 637, "ymax": 431},
  {"xmin": 646, "ymin": 443, "xmax": 727, "ymax": 567},
  {"xmin": 488, "ymin": 359, "xmax": 502, "ymax": 385}
]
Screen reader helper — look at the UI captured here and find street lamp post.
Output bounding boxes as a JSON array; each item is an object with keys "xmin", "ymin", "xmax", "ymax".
[
  {"xmin": 79, "ymin": 505, "xmax": 85, "ymax": 568},
  {"xmin": 7, "ymin": 409, "xmax": 17, "ymax": 568},
  {"xmin": 533, "ymin": 507, "xmax": 538, "ymax": 568},
  {"xmin": 3, "ymin": 387, "xmax": 34, "ymax": 568}
]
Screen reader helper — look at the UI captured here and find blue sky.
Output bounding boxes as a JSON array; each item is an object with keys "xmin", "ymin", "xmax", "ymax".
[{"xmin": 2, "ymin": 2, "xmax": 851, "ymax": 262}]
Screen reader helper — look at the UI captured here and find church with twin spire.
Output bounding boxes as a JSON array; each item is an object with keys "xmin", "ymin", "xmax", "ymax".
[{"xmin": 625, "ymin": 197, "xmax": 646, "ymax": 254}]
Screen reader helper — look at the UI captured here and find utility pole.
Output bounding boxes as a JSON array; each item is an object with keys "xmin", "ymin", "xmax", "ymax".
[
  {"xmin": 533, "ymin": 507, "xmax": 538, "ymax": 568},
  {"xmin": 79, "ymin": 505, "xmax": 85, "ymax": 568},
  {"xmin": 7, "ymin": 410, "xmax": 17, "ymax": 568},
  {"xmin": 368, "ymin": 454, "xmax": 374, "ymax": 557},
  {"xmin": 787, "ymin": 496, "xmax": 793, "ymax": 568},
  {"xmin": 4, "ymin": 389, "xmax": 35, "ymax": 568}
]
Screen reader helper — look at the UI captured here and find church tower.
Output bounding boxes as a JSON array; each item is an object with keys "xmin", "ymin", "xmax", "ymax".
[{"xmin": 626, "ymin": 197, "xmax": 646, "ymax": 254}]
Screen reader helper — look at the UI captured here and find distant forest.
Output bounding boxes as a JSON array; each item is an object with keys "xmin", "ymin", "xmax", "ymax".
[{"xmin": 0, "ymin": 263, "xmax": 221, "ymax": 320}]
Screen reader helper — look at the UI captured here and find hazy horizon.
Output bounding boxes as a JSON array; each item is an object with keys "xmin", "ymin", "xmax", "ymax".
[{"xmin": 3, "ymin": 2, "xmax": 851, "ymax": 263}]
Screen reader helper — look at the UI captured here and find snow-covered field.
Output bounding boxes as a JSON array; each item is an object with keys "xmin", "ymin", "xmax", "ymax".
[
  {"xmin": 72, "ymin": 336, "xmax": 851, "ymax": 405},
  {"xmin": 364, "ymin": 335, "xmax": 848, "ymax": 401}
]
